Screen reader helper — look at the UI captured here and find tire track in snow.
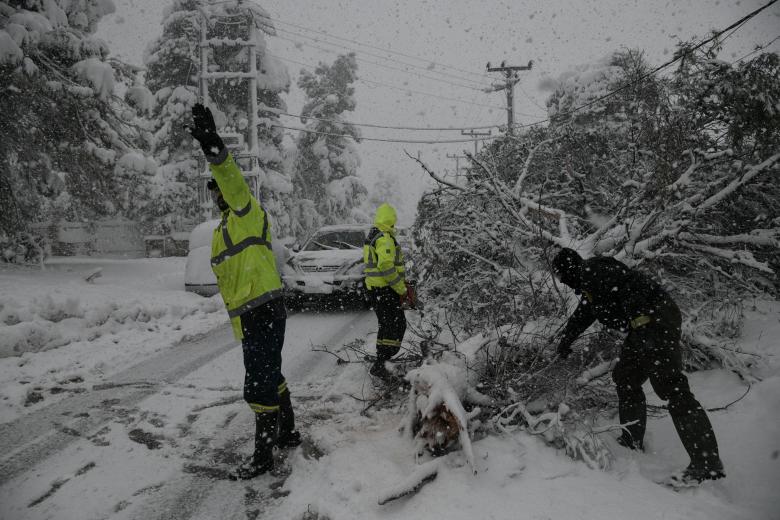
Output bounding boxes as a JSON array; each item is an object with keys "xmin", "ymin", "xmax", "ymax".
[
  {"xmin": 124, "ymin": 310, "xmax": 372, "ymax": 520},
  {"xmin": 0, "ymin": 325, "xmax": 236, "ymax": 486}
]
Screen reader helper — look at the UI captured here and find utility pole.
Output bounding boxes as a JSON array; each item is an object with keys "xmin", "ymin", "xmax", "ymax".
[
  {"xmin": 461, "ymin": 129, "xmax": 491, "ymax": 156},
  {"xmin": 196, "ymin": 9, "xmax": 261, "ymax": 219},
  {"xmin": 486, "ymin": 60, "xmax": 532, "ymax": 136},
  {"xmin": 198, "ymin": 16, "xmax": 209, "ymax": 103},
  {"xmin": 446, "ymin": 153, "xmax": 468, "ymax": 180}
]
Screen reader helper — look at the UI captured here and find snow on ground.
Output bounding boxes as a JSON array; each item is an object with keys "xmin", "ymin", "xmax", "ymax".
[
  {"xmin": 0, "ymin": 257, "xmax": 777, "ymax": 520},
  {"xmin": 268, "ymin": 299, "xmax": 780, "ymax": 520},
  {"xmin": 0, "ymin": 257, "xmax": 226, "ymax": 423}
]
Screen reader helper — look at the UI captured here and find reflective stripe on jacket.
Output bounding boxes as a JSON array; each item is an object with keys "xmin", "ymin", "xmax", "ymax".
[
  {"xmin": 209, "ymin": 152, "xmax": 283, "ymax": 339},
  {"xmin": 363, "ymin": 229, "xmax": 406, "ymax": 294}
]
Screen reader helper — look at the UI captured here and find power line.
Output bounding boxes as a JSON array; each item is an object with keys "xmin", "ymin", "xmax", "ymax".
[
  {"xmin": 271, "ymin": 123, "xmax": 501, "ymax": 144},
  {"xmin": 274, "ymin": 26, "xmax": 491, "ymax": 90},
  {"xmin": 261, "ymin": 13, "xmax": 491, "ymax": 83},
  {"xmin": 268, "ymin": 108, "xmax": 502, "ymax": 131},
  {"xmin": 730, "ymin": 34, "xmax": 780, "ymax": 64},
  {"xmin": 264, "ymin": 51, "xmax": 513, "ymax": 112},
  {"xmin": 262, "ymin": 1, "xmax": 777, "ymax": 144},
  {"xmin": 510, "ymin": 0, "xmax": 779, "ymax": 130},
  {"xmin": 273, "ymin": 33, "xmax": 486, "ymax": 92}
]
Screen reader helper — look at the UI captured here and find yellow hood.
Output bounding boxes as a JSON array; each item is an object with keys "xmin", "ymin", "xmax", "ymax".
[{"xmin": 374, "ymin": 203, "xmax": 397, "ymax": 233}]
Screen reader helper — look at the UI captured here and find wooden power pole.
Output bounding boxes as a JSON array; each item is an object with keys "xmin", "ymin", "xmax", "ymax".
[
  {"xmin": 486, "ymin": 60, "xmax": 533, "ymax": 135},
  {"xmin": 461, "ymin": 129, "xmax": 491, "ymax": 156},
  {"xmin": 446, "ymin": 153, "xmax": 468, "ymax": 180}
]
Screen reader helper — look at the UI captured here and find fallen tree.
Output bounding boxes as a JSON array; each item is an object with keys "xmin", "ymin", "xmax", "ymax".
[{"xmin": 407, "ymin": 45, "xmax": 778, "ymax": 469}]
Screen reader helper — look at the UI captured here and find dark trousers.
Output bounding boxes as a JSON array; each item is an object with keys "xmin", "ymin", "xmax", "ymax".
[
  {"xmin": 369, "ymin": 286, "xmax": 407, "ymax": 362},
  {"xmin": 240, "ymin": 308, "xmax": 287, "ymax": 411},
  {"xmin": 612, "ymin": 304, "xmax": 721, "ymax": 468}
]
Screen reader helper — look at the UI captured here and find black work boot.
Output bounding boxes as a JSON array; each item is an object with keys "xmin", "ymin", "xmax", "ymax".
[
  {"xmin": 669, "ymin": 460, "xmax": 725, "ymax": 487},
  {"xmin": 369, "ymin": 359, "xmax": 393, "ymax": 382},
  {"xmin": 668, "ymin": 396, "xmax": 724, "ymax": 484},
  {"xmin": 277, "ymin": 388, "xmax": 302, "ymax": 448},
  {"xmin": 233, "ymin": 411, "xmax": 277, "ymax": 480}
]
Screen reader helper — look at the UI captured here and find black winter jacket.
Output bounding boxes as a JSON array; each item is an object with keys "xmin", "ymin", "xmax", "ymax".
[{"xmin": 558, "ymin": 257, "xmax": 676, "ymax": 351}]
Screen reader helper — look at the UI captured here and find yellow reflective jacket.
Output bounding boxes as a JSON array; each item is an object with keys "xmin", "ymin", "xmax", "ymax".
[
  {"xmin": 363, "ymin": 203, "xmax": 406, "ymax": 295},
  {"xmin": 209, "ymin": 152, "xmax": 283, "ymax": 339}
]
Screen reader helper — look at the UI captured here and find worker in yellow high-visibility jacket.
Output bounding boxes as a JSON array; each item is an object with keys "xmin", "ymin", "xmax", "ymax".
[
  {"xmin": 189, "ymin": 103, "xmax": 300, "ymax": 480},
  {"xmin": 363, "ymin": 203, "xmax": 408, "ymax": 382}
]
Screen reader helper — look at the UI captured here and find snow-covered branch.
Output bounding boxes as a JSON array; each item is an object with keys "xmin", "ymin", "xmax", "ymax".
[
  {"xmin": 680, "ymin": 241, "xmax": 773, "ymax": 273},
  {"xmin": 405, "ymin": 150, "xmax": 466, "ymax": 191},
  {"xmin": 695, "ymin": 153, "xmax": 780, "ymax": 213},
  {"xmin": 513, "ymin": 138, "xmax": 556, "ymax": 197},
  {"xmin": 678, "ymin": 230, "xmax": 779, "ymax": 248}
]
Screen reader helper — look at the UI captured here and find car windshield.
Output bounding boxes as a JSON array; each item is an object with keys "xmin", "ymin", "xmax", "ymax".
[{"xmin": 304, "ymin": 230, "xmax": 365, "ymax": 251}]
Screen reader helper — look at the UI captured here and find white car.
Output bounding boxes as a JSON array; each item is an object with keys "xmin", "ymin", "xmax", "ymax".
[
  {"xmin": 184, "ymin": 219, "xmax": 220, "ymax": 296},
  {"xmin": 283, "ymin": 224, "xmax": 370, "ymax": 304},
  {"xmin": 184, "ymin": 219, "xmax": 290, "ymax": 297}
]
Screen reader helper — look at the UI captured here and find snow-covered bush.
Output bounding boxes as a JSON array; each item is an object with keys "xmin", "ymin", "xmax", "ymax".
[
  {"xmin": 410, "ymin": 45, "xmax": 779, "ymax": 467},
  {"xmin": 0, "ymin": 231, "xmax": 49, "ymax": 265}
]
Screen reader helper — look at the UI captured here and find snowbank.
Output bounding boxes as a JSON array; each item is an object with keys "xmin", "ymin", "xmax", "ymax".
[{"xmin": 0, "ymin": 258, "xmax": 226, "ymax": 423}]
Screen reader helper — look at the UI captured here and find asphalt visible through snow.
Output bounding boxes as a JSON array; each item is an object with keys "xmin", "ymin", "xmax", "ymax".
[{"xmin": 0, "ymin": 308, "xmax": 375, "ymax": 520}]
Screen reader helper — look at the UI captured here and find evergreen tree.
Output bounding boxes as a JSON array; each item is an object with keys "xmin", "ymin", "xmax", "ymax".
[
  {"xmin": 367, "ymin": 171, "xmax": 403, "ymax": 212},
  {"xmin": 0, "ymin": 0, "xmax": 153, "ymax": 236},
  {"xmin": 294, "ymin": 53, "xmax": 367, "ymax": 232}
]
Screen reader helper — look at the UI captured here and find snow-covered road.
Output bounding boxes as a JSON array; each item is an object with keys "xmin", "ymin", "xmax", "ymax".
[{"xmin": 0, "ymin": 308, "xmax": 375, "ymax": 520}]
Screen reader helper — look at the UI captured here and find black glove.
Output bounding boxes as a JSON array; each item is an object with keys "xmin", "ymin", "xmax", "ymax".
[
  {"xmin": 188, "ymin": 103, "xmax": 224, "ymax": 158},
  {"xmin": 556, "ymin": 340, "xmax": 572, "ymax": 360}
]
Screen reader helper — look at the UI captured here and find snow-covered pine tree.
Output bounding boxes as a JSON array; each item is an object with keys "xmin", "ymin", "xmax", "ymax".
[
  {"xmin": 294, "ymin": 52, "xmax": 367, "ymax": 232},
  {"xmin": 143, "ymin": 0, "xmax": 296, "ymax": 237},
  {"xmin": 0, "ymin": 0, "xmax": 154, "ymax": 244},
  {"xmin": 367, "ymin": 171, "xmax": 404, "ymax": 214}
]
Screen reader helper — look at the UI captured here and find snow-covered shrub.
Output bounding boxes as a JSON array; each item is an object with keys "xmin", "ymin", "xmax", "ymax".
[
  {"xmin": 0, "ymin": 231, "xmax": 49, "ymax": 265},
  {"xmin": 495, "ymin": 401, "xmax": 613, "ymax": 470}
]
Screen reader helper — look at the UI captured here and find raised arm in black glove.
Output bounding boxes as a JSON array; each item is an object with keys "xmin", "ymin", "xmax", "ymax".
[{"xmin": 188, "ymin": 103, "xmax": 225, "ymax": 160}]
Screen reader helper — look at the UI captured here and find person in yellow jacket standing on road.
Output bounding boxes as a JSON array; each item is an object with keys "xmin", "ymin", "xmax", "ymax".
[
  {"xmin": 363, "ymin": 203, "xmax": 408, "ymax": 382},
  {"xmin": 189, "ymin": 104, "xmax": 300, "ymax": 480}
]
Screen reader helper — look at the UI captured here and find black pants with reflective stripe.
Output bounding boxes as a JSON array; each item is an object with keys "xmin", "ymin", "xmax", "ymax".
[
  {"xmin": 240, "ymin": 302, "xmax": 287, "ymax": 412},
  {"xmin": 612, "ymin": 304, "xmax": 721, "ymax": 468},
  {"xmin": 369, "ymin": 286, "xmax": 406, "ymax": 362}
]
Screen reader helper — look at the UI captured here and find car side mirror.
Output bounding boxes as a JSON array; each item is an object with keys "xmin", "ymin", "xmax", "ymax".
[{"xmin": 292, "ymin": 243, "xmax": 300, "ymax": 253}]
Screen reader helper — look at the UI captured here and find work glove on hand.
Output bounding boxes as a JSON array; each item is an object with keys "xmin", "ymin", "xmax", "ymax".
[{"xmin": 188, "ymin": 103, "xmax": 224, "ymax": 158}]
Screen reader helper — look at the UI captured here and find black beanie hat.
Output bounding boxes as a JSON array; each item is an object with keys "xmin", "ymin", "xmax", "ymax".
[{"xmin": 552, "ymin": 248, "xmax": 583, "ymax": 287}]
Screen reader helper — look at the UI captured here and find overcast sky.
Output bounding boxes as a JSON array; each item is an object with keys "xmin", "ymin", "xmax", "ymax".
[{"xmin": 97, "ymin": 0, "xmax": 780, "ymax": 223}]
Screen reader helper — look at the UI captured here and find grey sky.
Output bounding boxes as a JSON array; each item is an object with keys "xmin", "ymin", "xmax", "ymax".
[{"xmin": 98, "ymin": 0, "xmax": 780, "ymax": 223}]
